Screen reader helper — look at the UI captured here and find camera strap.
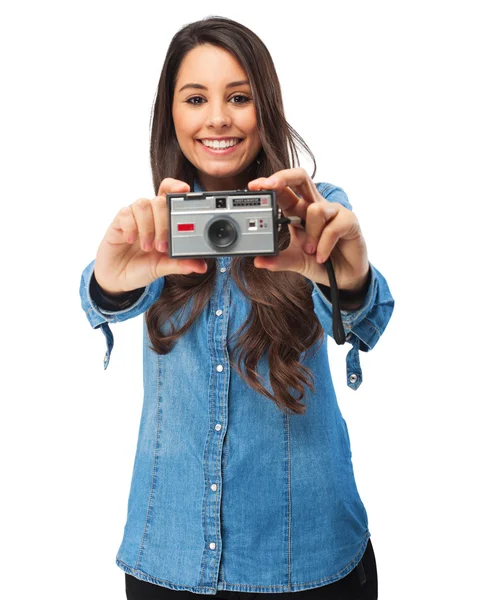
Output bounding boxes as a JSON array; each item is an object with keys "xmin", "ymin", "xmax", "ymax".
[
  {"xmin": 279, "ymin": 216, "xmax": 346, "ymax": 345},
  {"xmin": 324, "ymin": 256, "xmax": 346, "ymax": 345}
]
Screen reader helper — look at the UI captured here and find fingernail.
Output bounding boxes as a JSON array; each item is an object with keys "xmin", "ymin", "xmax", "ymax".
[
  {"xmin": 316, "ymin": 254, "xmax": 324, "ymax": 263},
  {"xmin": 158, "ymin": 241, "xmax": 168, "ymax": 253}
]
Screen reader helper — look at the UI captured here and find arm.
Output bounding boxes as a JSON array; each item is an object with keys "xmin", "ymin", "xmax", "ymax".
[
  {"xmin": 80, "ymin": 178, "xmax": 208, "ymax": 369},
  {"xmin": 248, "ymin": 173, "xmax": 395, "ymax": 389},
  {"xmin": 89, "ymin": 269, "xmax": 146, "ymax": 311},
  {"xmin": 79, "ymin": 259, "xmax": 165, "ymax": 369},
  {"xmin": 312, "ymin": 262, "xmax": 394, "ymax": 389},
  {"xmin": 311, "ymin": 183, "xmax": 394, "ymax": 389}
]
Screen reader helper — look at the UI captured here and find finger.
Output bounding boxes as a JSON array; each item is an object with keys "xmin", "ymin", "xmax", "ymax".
[
  {"xmin": 151, "ymin": 194, "xmax": 168, "ymax": 252},
  {"xmin": 114, "ymin": 206, "xmax": 138, "ymax": 244},
  {"xmin": 249, "ymin": 167, "xmax": 314, "ymax": 194},
  {"xmin": 316, "ymin": 212, "xmax": 361, "ymax": 263},
  {"xmin": 157, "ymin": 177, "xmax": 190, "ymax": 197},
  {"xmin": 288, "ymin": 222, "xmax": 306, "ymax": 247},
  {"xmin": 279, "ymin": 187, "xmax": 310, "ymax": 218},
  {"xmin": 253, "ymin": 255, "xmax": 292, "ymax": 273},
  {"xmin": 316, "ymin": 226, "xmax": 341, "ymax": 264},
  {"xmin": 249, "ymin": 168, "xmax": 320, "ymax": 217},
  {"xmin": 156, "ymin": 179, "xmax": 190, "ymax": 252},
  {"xmin": 130, "ymin": 198, "xmax": 155, "ymax": 251},
  {"xmin": 168, "ymin": 257, "xmax": 208, "ymax": 275},
  {"xmin": 249, "ymin": 181, "xmax": 309, "ymax": 219},
  {"xmin": 253, "ymin": 247, "xmax": 305, "ymax": 273},
  {"xmin": 302, "ymin": 202, "xmax": 341, "ymax": 258}
]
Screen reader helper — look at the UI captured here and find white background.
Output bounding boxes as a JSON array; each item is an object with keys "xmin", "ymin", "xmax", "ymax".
[{"xmin": 1, "ymin": 1, "xmax": 477, "ymax": 598}]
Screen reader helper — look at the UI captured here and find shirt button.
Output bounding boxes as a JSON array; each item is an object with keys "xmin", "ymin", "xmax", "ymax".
[
  {"xmin": 216, "ymin": 309, "xmax": 223, "ymax": 317},
  {"xmin": 216, "ymin": 364, "xmax": 224, "ymax": 372},
  {"xmin": 220, "ymin": 267, "xmax": 227, "ymax": 273},
  {"xmin": 209, "ymin": 542, "xmax": 216, "ymax": 550},
  {"xmin": 211, "ymin": 484, "xmax": 218, "ymax": 491},
  {"xmin": 349, "ymin": 374, "xmax": 358, "ymax": 383},
  {"xmin": 215, "ymin": 423, "xmax": 222, "ymax": 431}
]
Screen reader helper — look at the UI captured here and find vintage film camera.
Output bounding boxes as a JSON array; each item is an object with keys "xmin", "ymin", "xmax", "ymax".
[{"xmin": 167, "ymin": 189, "xmax": 278, "ymax": 258}]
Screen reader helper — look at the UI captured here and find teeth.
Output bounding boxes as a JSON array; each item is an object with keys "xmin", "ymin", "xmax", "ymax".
[{"xmin": 202, "ymin": 139, "xmax": 240, "ymax": 149}]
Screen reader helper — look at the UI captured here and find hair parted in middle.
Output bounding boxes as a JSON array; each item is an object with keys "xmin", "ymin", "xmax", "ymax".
[{"xmin": 146, "ymin": 15, "xmax": 323, "ymax": 415}]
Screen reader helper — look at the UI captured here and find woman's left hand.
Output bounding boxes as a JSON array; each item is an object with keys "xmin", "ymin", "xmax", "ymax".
[{"xmin": 248, "ymin": 168, "xmax": 370, "ymax": 291}]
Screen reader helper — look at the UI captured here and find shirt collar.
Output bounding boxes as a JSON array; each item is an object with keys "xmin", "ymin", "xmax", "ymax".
[{"xmin": 193, "ymin": 179, "xmax": 203, "ymax": 193}]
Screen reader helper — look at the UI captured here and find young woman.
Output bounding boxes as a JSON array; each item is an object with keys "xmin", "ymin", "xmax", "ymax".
[{"xmin": 80, "ymin": 16, "xmax": 394, "ymax": 600}]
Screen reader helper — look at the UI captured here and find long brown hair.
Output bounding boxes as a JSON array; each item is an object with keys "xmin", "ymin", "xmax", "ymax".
[{"xmin": 147, "ymin": 16, "xmax": 323, "ymax": 415}]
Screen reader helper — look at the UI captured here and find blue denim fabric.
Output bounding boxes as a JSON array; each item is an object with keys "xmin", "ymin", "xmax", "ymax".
[{"xmin": 79, "ymin": 182, "xmax": 394, "ymax": 594}]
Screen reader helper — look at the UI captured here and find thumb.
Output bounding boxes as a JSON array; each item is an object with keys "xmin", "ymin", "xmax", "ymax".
[
  {"xmin": 157, "ymin": 257, "xmax": 208, "ymax": 277},
  {"xmin": 253, "ymin": 248, "xmax": 301, "ymax": 272}
]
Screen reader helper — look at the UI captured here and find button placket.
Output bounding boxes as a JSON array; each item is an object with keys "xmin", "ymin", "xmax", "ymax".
[{"xmin": 201, "ymin": 257, "xmax": 232, "ymax": 587}]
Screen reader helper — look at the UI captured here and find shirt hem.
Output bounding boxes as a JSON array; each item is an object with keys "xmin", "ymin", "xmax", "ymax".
[{"xmin": 116, "ymin": 532, "xmax": 370, "ymax": 594}]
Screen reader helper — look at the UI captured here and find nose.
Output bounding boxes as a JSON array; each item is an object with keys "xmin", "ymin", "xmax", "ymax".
[{"xmin": 207, "ymin": 101, "xmax": 232, "ymax": 129}]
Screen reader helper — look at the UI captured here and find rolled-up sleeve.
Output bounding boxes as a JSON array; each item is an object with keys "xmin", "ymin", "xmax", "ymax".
[
  {"xmin": 311, "ymin": 264, "xmax": 394, "ymax": 389},
  {"xmin": 79, "ymin": 260, "xmax": 164, "ymax": 368}
]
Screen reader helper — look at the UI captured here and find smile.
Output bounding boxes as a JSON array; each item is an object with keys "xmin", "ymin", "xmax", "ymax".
[
  {"xmin": 196, "ymin": 138, "xmax": 245, "ymax": 157},
  {"xmin": 199, "ymin": 138, "xmax": 243, "ymax": 149}
]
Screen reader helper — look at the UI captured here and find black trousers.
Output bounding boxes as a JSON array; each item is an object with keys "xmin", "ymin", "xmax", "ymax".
[{"xmin": 125, "ymin": 539, "xmax": 378, "ymax": 600}]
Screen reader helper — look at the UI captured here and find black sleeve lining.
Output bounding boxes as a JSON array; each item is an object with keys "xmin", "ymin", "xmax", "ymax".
[
  {"xmin": 90, "ymin": 271, "xmax": 146, "ymax": 312},
  {"xmin": 316, "ymin": 267, "xmax": 372, "ymax": 312}
]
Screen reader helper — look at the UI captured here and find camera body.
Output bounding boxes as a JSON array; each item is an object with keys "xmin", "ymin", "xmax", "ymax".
[{"xmin": 167, "ymin": 189, "xmax": 278, "ymax": 258}]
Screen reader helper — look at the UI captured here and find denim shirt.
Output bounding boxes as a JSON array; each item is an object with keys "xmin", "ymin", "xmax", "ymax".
[{"xmin": 79, "ymin": 182, "xmax": 394, "ymax": 593}]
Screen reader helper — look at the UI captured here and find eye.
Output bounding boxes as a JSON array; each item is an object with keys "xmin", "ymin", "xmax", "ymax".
[
  {"xmin": 229, "ymin": 94, "xmax": 251, "ymax": 104},
  {"xmin": 186, "ymin": 96, "xmax": 206, "ymax": 105}
]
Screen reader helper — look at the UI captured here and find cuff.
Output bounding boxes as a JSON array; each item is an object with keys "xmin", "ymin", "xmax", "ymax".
[
  {"xmin": 316, "ymin": 267, "xmax": 372, "ymax": 312},
  {"xmin": 90, "ymin": 271, "xmax": 146, "ymax": 311}
]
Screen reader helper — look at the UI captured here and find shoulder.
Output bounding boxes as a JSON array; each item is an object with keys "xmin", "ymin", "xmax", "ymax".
[{"xmin": 314, "ymin": 182, "xmax": 352, "ymax": 211}]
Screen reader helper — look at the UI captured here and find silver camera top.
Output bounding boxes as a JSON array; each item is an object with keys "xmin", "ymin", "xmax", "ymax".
[{"xmin": 167, "ymin": 189, "xmax": 278, "ymax": 258}]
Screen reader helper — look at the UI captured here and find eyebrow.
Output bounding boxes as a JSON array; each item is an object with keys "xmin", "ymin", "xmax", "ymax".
[{"xmin": 177, "ymin": 80, "xmax": 250, "ymax": 93}]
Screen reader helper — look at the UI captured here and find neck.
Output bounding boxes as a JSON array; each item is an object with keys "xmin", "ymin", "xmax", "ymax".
[
  {"xmin": 197, "ymin": 163, "xmax": 259, "ymax": 192},
  {"xmin": 198, "ymin": 173, "xmax": 247, "ymax": 192}
]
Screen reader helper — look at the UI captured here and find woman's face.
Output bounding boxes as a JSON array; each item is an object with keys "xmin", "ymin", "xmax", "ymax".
[{"xmin": 172, "ymin": 44, "xmax": 262, "ymax": 191}]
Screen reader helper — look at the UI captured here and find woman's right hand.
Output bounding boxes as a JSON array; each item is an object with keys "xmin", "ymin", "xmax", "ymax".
[{"xmin": 94, "ymin": 178, "xmax": 208, "ymax": 295}]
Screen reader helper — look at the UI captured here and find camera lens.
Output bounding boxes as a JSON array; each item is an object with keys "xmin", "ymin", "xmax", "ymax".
[{"xmin": 206, "ymin": 218, "xmax": 237, "ymax": 248}]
